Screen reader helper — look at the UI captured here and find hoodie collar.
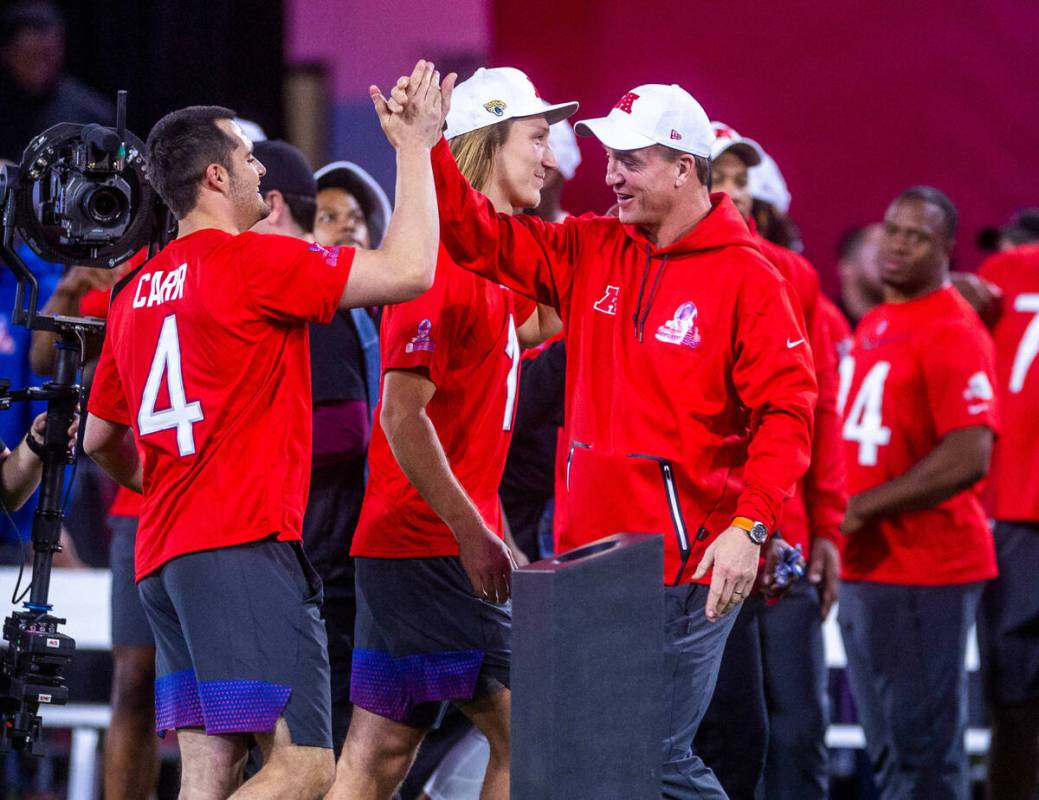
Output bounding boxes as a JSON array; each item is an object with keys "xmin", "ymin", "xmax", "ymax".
[{"xmin": 622, "ymin": 193, "xmax": 758, "ymax": 257}]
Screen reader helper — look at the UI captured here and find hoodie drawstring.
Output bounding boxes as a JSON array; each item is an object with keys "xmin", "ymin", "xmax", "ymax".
[
  {"xmin": 631, "ymin": 246, "xmax": 653, "ymax": 342},
  {"xmin": 632, "ymin": 248, "xmax": 671, "ymax": 342}
]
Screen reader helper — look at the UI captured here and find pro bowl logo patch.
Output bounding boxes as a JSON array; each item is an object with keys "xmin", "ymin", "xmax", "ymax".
[
  {"xmin": 484, "ymin": 100, "xmax": 507, "ymax": 117},
  {"xmin": 405, "ymin": 319, "xmax": 435, "ymax": 353},
  {"xmin": 308, "ymin": 242, "xmax": 340, "ymax": 268},
  {"xmin": 655, "ymin": 302, "xmax": 702, "ymax": 349}
]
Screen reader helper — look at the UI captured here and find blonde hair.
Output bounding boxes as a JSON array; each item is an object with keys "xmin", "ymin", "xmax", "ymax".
[{"xmin": 448, "ymin": 119, "xmax": 514, "ymax": 193}]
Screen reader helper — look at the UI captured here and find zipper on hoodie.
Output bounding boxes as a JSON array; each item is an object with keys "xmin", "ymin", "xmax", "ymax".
[
  {"xmin": 627, "ymin": 453, "xmax": 693, "ymax": 585},
  {"xmin": 566, "ymin": 441, "xmax": 591, "ymax": 491},
  {"xmin": 631, "ymin": 247, "xmax": 671, "ymax": 342}
]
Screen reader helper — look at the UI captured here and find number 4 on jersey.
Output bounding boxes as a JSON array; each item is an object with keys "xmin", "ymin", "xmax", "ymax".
[
  {"xmin": 139, "ymin": 314, "xmax": 204, "ymax": 457},
  {"xmin": 840, "ymin": 359, "xmax": 892, "ymax": 467}
]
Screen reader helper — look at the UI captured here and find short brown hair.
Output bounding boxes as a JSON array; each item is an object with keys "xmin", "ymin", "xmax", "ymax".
[
  {"xmin": 146, "ymin": 105, "xmax": 238, "ymax": 219},
  {"xmin": 448, "ymin": 120, "xmax": 514, "ymax": 192},
  {"xmin": 655, "ymin": 144, "xmax": 711, "ymax": 189}
]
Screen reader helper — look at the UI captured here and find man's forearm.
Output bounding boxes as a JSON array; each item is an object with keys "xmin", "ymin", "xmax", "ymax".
[
  {"xmin": 381, "ymin": 144, "xmax": 438, "ymax": 293},
  {"xmin": 383, "ymin": 408, "xmax": 485, "ymax": 538},
  {"xmin": 852, "ymin": 431, "xmax": 989, "ymax": 519},
  {"xmin": 0, "ymin": 441, "xmax": 43, "ymax": 511}
]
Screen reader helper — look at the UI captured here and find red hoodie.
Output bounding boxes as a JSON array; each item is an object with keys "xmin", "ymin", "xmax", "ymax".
[
  {"xmin": 755, "ymin": 236, "xmax": 847, "ymax": 552},
  {"xmin": 431, "ymin": 139, "xmax": 817, "ymax": 585}
]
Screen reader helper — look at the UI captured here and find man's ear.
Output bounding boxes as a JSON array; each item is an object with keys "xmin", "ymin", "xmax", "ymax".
[
  {"xmin": 674, "ymin": 154, "xmax": 695, "ymax": 189},
  {"xmin": 202, "ymin": 162, "xmax": 229, "ymax": 194},
  {"xmin": 265, "ymin": 190, "xmax": 284, "ymax": 223}
]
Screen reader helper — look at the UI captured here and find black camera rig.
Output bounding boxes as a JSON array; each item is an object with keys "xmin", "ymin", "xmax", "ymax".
[{"xmin": 0, "ymin": 91, "xmax": 163, "ymax": 753}]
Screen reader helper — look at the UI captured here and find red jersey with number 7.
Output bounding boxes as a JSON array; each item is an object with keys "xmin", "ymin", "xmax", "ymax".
[
  {"xmin": 88, "ymin": 229, "xmax": 353, "ymax": 580},
  {"xmin": 978, "ymin": 244, "xmax": 1039, "ymax": 523},
  {"xmin": 838, "ymin": 285, "xmax": 998, "ymax": 584},
  {"xmin": 351, "ymin": 249, "xmax": 535, "ymax": 559}
]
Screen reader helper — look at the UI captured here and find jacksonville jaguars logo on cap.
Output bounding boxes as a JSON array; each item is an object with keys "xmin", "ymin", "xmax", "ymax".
[{"xmin": 484, "ymin": 100, "xmax": 507, "ymax": 117}]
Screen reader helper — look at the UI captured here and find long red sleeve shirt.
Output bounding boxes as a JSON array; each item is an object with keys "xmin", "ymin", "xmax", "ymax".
[
  {"xmin": 431, "ymin": 139, "xmax": 817, "ymax": 585},
  {"xmin": 756, "ymin": 237, "xmax": 847, "ymax": 551}
]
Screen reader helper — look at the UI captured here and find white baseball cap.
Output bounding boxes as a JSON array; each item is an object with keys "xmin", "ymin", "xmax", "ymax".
[
  {"xmin": 445, "ymin": 67, "xmax": 579, "ymax": 140},
  {"xmin": 548, "ymin": 118, "xmax": 581, "ymax": 180},
  {"xmin": 709, "ymin": 121, "xmax": 762, "ymax": 167},
  {"xmin": 574, "ymin": 84, "xmax": 714, "ymax": 158},
  {"xmin": 747, "ymin": 144, "xmax": 791, "ymax": 213}
]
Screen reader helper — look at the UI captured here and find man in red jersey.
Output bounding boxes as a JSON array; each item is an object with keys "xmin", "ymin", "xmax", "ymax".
[
  {"xmin": 697, "ymin": 124, "xmax": 844, "ymax": 800},
  {"xmin": 82, "ymin": 60, "xmax": 446, "ymax": 799},
  {"xmin": 332, "ymin": 66, "xmax": 573, "ymax": 800},
  {"xmin": 387, "ymin": 77, "xmax": 817, "ymax": 799},
  {"xmin": 838, "ymin": 186, "xmax": 998, "ymax": 800},
  {"xmin": 975, "ymin": 241, "xmax": 1039, "ymax": 800}
]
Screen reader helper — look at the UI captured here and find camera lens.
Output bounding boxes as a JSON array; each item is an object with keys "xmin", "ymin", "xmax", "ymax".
[{"xmin": 83, "ymin": 186, "xmax": 126, "ymax": 224}]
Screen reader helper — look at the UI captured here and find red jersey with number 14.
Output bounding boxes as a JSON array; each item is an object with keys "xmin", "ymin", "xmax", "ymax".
[
  {"xmin": 839, "ymin": 285, "xmax": 998, "ymax": 585},
  {"xmin": 978, "ymin": 244, "xmax": 1039, "ymax": 522},
  {"xmin": 88, "ymin": 229, "xmax": 353, "ymax": 580},
  {"xmin": 351, "ymin": 249, "xmax": 535, "ymax": 558}
]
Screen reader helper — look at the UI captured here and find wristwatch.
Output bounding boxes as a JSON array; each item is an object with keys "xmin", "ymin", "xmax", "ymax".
[
  {"xmin": 732, "ymin": 516, "xmax": 768, "ymax": 546},
  {"xmin": 24, "ymin": 430, "xmax": 45, "ymax": 458}
]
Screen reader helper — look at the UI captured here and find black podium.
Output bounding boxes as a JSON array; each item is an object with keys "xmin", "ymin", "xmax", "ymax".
[{"xmin": 511, "ymin": 533, "xmax": 664, "ymax": 799}]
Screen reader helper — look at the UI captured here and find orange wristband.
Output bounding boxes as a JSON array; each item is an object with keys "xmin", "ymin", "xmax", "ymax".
[{"xmin": 731, "ymin": 516, "xmax": 755, "ymax": 532}]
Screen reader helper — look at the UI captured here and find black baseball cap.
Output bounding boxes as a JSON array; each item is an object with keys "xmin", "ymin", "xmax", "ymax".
[
  {"xmin": 254, "ymin": 140, "xmax": 316, "ymax": 199},
  {"xmin": 977, "ymin": 207, "xmax": 1039, "ymax": 252}
]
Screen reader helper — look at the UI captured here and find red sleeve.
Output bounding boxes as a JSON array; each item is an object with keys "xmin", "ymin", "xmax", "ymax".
[
  {"xmin": 731, "ymin": 264, "xmax": 819, "ymax": 530},
  {"xmin": 236, "ymin": 233, "xmax": 354, "ymax": 324},
  {"xmin": 79, "ymin": 287, "xmax": 110, "ymax": 318},
  {"xmin": 379, "ymin": 250, "xmax": 464, "ymax": 387},
  {"xmin": 804, "ymin": 304, "xmax": 848, "ymax": 545},
  {"xmin": 432, "ymin": 137, "xmax": 583, "ymax": 315},
  {"xmin": 88, "ymin": 328, "xmax": 132, "ymax": 426},
  {"xmin": 923, "ymin": 320, "xmax": 1000, "ymax": 436},
  {"xmin": 513, "ymin": 293, "xmax": 537, "ymax": 328}
]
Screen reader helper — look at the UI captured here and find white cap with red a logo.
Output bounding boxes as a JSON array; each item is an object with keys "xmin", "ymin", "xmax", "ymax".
[
  {"xmin": 445, "ymin": 67, "xmax": 579, "ymax": 140},
  {"xmin": 574, "ymin": 84, "xmax": 714, "ymax": 158},
  {"xmin": 710, "ymin": 121, "xmax": 762, "ymax": 167}
]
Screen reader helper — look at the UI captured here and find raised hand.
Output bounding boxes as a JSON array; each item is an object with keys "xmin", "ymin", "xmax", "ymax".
[{"xmin": 370, "ymin": 60, "xmax": 456, "ymax": 150}]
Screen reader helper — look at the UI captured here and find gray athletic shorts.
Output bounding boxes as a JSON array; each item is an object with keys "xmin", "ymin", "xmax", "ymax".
[
  {"xmin": 138, "ymin": 537, "xmax": 332, "ymax": 748},
  {"xmin": 351, "ymin": 556, "xmax": 511, "ymax": 728},
  {"xmin": 109, "ymin": 516, "xmax": 154, "ymax": 648},
  {"xmin": 978, "ymin": 521, "xmax": 1039, "ymax": 706}
]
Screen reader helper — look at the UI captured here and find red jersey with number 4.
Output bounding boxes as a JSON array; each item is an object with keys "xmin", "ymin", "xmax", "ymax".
[
  {"xmin": 351, "ymin": 250, "xmax": 535, "ymax": 558},
  {"xmin": 88, "ymin": 229, "xmax": 353, "ymax": 580},
  {"xmin": 978, "ymin": 244, "xmax": 1039, "ymax": 522},
  {"xmin": 839, "ymin": 285, "xmax": 998, "ymax": 585}
]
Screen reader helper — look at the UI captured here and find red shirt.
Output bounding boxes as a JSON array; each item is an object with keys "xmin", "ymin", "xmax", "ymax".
[
  {"xmin": 756, "ymin": 237, "xmax": 847, "ymax": 552},
  {"xmin": 977, "ymin": 244, "xmax": 1039, "ymax": 522},
  {"xmin": 351, "ymin": 250, "xmax": 536, "ymax": 558},
  {"xmin": 89, "ymin": 230, "xmax": 353, "ymax": 580},
  {"xmin": 430, "ymin": 138, "xmax": 817, "ymax": 585},
  {"xmin": 839, "ymin": 286, "xmax": 998, "ymax": 584}
]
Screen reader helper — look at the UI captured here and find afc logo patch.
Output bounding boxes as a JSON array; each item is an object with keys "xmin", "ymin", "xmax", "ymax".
[
  {"xmin": 655, "ymin": 302, "xmax": 702, "ymax": 349},
  {"xmin": 613, "ymin": 93, "xmax": 639, "ymax": 114},
  {"xmin": 405, "ymin": 319, "xmax": 435, "ymax": 353},
  {"xmin": 484, "ymin": 100, "xmax": 507, "ymax": 117},
  {"xmin": 593, "ymin": 285, "xmax": 620, "ymax": 316}
]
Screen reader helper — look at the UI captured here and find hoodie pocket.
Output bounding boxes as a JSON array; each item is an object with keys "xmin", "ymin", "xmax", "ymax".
[
  {"xmin": 566, "ymin": 441, "xmax": 592, "ymax": 491},
  {"xmin": 627, "ymin": 454, "xmax": 693, "ymax": 584}
]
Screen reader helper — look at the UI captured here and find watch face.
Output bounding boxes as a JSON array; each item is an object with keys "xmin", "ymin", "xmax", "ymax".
[{"xmin": 749, "ymin": 522, "xmax": 769, "ymax": 545}]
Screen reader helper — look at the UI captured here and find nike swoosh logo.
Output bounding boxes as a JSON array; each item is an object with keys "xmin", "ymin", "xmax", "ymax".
[{"xmin": 786, "ymin": 338, "xmax": 805, "ymax": 348}]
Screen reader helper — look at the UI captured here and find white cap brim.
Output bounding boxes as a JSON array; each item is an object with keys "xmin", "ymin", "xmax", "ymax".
[
  {"xmin": 541, "ymin": 101, "xmax": 580, "ymax": 126},
  {"xmin": 573, "ymin": 116, "xmax": 656, "ymax": 151}
]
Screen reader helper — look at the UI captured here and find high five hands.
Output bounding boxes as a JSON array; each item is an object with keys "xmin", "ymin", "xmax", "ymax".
[{"xmin": 370, "ymin": 60, "xmax": 456, "ymax": 149}]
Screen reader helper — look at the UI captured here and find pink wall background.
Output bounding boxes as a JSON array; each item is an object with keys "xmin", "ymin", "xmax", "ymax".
[
  {"xmin": 283, "ymin": 1, "xmax": 1039, "ymax": 294},
  {"xmin": 286, "ymin": 0, "xmax": 490, "ymax": 100},
  {"xmin": 493, "ymin": 0, "xmax": 1039, "ymax": 292}
]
